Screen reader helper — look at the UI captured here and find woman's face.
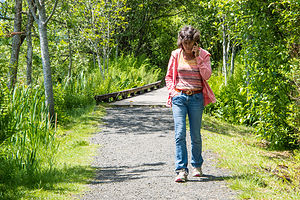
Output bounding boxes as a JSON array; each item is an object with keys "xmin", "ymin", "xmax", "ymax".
[{"xmin": 182, "ymin": 40, "xmax": 195, "ymax": 53}]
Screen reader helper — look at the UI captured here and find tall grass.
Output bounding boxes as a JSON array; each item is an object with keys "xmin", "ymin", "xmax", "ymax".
[{"xmin": 0, "ymin": 81, "xmax": 58, "ymax": 199}]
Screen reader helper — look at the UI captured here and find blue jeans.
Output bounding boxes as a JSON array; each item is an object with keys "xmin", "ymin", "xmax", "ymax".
[{"xmin": 172, "ymin": 92, "xmax": 204, "ymax": 173}]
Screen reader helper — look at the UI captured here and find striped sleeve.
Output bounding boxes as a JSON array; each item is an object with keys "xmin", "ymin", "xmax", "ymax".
[
  {"xmin": 165, "ymin": 53, "xmax": 178, "ymax": 97},
  {"xmin": 196, "ymin": 49, "xmax": 212, "ymax": 81}
]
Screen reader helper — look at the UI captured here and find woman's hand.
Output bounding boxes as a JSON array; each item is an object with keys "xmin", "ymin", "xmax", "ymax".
[{"xmin": 192, "ymin": 43, "xmax": 200, "ymax": 57}]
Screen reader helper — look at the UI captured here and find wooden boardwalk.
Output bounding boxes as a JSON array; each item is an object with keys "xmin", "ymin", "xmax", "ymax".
[{"xmin": 110, "ymin": 87, "xmax": 169, "ymax": 106}]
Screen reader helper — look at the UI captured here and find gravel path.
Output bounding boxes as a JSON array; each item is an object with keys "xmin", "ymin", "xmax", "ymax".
[{"xmin": 82, "ymin": 106, "xmax": 237, "ymax": 200}]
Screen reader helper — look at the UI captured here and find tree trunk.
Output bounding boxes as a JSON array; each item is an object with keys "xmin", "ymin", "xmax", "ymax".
[
  {"xmin": 96, "ymin": 53, "xmax": 104, "ymax": 78},
  {"xmin": 8, "ymin": 0, "xmax": 22, "ymax": 90},
  {"xmin": 27, "ymin": 0, "xmax": 58, "ymax": 121},
  {"xmin": 226, "ymin": 34, "xmax": 230, "ymax": 69},
  {"xmin": 222, "ymin": 15, "xmax": 227, "ymax": 85},
  {"xmin": 245, "ymin": 48, "xmax": 250, "ymax": 101},
  {"xmin": 106, "ymin": 20, "xmax": 110, "ymax": 74},
  {"xmin": 93, "ymin": 52, "xmax": 96, "ymax": 68},
  {"xmin": 230, "ymin": 42, "xmax": 236, "ymax": 77},
  {"xmin": 26, "ymin": 9, "xmax": 35, "ymax": 85},
  {"xmin": 67, "ymin": 29, "xmax": 72, "ymax": 78},
  {"xmin": 103, "ymin": 46, "xmax": 106, "ymax": 75},
  {"xmin": 37, "ymin": 5, "xmax": 55, "ymax": 121}
]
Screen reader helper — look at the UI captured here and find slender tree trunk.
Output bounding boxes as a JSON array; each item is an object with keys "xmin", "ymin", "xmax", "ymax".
[
  {"xmin": 37, "ymin": 7, "xmax": 55, "ymax": 120},
  {"xmin": 96, "ymin": 53, "xmax": 104, "ymax": 78},
  {"xmin": 226, "ymin": 34, "xmax": 230, "ymax": 69},
  {"xmin": 67, "ymin": 29, "xmax": 72, "ymax": 78},
  {"xmin": 93, "ymin": 52, "xmax": 96, "ymax": 68},
  {"xmin": 230, "ymin": 42, "xmax": 236, "ymax": 77},
  {"xmin": 222, "ymin": 15, "xmax": 227, "ymax": 85},
  {"xmin": 106, "ymin": 20, "xmax": 110, "ymax": 74},
  {"xmin": 27, "ymin": 0, "xmax": 58, "ymax": 121},
  {"xmin": 26, "ymin": 9, "xmax": 35, "ymax": 85},
  {"xmin": 245, "ymin": 47, "xmax": 250, "ymax": 101},
  {"xmin": 8, "ymin": 0, "xmax": 22, "ymax": 89},
  {"xmin": 103, "ymin": 46, "xmax": 106, "ymax": 75}
]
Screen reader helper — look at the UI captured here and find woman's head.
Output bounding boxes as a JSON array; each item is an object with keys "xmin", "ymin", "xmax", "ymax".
[{"xmin": 177, "ymin": 25, "xmax": 200, "ymax": 52}]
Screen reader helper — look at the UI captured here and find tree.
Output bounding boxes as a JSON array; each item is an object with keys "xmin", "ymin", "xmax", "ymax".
[
  {"xmin": 26, "ymin": 5, "xmax": 35, "ymax": 85},
  {"xmin": 222, "ymin": 14, "xmax": 228, "ymax": 85},
  {"xmin": 8, "ymin": 0, "xmax": 23, "ymax": 90},
  {"xmin": 117, "ymin": 0, "xmax": 184, "ymax": 67},
  {"xmin": 27, "ymin": 0, "xmax": 58, "ymax": 121},
  {"xmin": 77, "ymin": 0, "xmax": 129, "ymax": 77}
]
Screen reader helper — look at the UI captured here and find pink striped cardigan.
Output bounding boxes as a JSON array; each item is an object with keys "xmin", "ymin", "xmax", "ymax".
[{"xmin": 165, "ymin": 48, "xmax": 216, "ymax": 107}]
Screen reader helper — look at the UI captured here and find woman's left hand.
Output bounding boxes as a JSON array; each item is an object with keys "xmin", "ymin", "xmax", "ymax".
[{"xmin": 192, "ymin": 44, "xmax": 200, "ymax": 57}]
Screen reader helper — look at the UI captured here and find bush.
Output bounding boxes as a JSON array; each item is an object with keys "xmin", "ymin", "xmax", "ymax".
[{"xmin": 206, "ymin": 58, "xmax": 299, "ymax": 149}]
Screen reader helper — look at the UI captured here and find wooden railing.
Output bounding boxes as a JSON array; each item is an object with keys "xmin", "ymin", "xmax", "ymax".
[{"xmin": 94, "ymin": 80, "xmax": 163, "ymax": 104}]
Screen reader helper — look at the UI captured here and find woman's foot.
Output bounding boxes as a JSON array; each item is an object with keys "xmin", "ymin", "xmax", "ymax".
[
  {"xmin": 192, "ymin": 167, "xmax": 203, "ymax": 177},
  {"xmin": 175, "ymin": 169, "xmax": 188, "ymax": 182}
]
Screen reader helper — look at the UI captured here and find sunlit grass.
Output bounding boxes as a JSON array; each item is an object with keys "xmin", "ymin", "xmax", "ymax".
[
  {"xmin": 0, "ymin": 104, "xmax": 105, "ymax": 199},
  {"xmin": 201, "ymin": 115, "xmax": 300, "ymax": 200},
  {"xmin": 25, "ymin": 104, "xmax": 106, "ymax": 199}
]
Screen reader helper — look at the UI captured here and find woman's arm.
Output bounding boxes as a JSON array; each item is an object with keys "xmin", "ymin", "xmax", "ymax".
[
  {"xmin": 165, "ymin": 53, "xmax": 178, "ymax": 97},
  {"xmin": 196, "ymin": 50, "xmax": 212, "ymax": 81}
]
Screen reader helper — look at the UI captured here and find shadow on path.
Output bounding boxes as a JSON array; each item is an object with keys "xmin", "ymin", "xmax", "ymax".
[
  {"xmin": 90, "ymin": 162, "xmax": 167, "ymax": 184},
  {"xmin": 101, "ymin": 107, "xmax": 174, "ymax": 135}
]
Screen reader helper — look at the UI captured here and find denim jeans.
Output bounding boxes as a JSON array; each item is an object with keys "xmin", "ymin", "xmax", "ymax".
[{"xmin": 172, "ymin": 92, "xmax": 204, "ymax": 173}]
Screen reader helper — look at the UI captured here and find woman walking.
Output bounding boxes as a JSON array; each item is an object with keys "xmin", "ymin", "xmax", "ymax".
[{"xmin": 165, "ymin": 25, "xmax": 216, "ymax": 182}]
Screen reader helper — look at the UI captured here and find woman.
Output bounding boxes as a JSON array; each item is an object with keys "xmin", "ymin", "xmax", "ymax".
[{"xmin": 165, "ymin": 25, "xmax": 216, "ymax": 182}]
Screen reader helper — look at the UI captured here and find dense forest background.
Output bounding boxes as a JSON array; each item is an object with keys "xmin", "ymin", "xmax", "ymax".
[{"xmin": 0, "ymin": 0, "xmax": 299, "ymax": 197}]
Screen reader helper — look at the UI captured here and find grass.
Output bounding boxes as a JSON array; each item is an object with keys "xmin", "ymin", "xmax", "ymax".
[
  {"xmin": 1, "ymin": 104, "xmax": 106, "ymax": 200},
  {"xmin": 201, "ymin": 114, "xmax": 300, "ymax": 200}
]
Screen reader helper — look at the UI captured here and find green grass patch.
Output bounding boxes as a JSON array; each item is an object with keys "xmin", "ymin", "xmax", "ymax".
[
  {"xmin": 201, "ymin": 115, "xmax": 300, "ymax": 199},
  {"xmin": 1, "ymin": 104, "xmax": 106, "ymax": 199}
]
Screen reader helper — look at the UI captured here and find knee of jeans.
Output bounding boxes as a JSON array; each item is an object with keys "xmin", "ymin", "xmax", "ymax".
[
  {"xmin": 175, "ymin": 134, "xmax": 186, "ymax": 143},
  {"xmin": 191, "ymin": 138, "xmax": 202, "ymax": 145},
  {"xmin": 191, "ymin": 134, "xmax": 202, "ymax": 143}
]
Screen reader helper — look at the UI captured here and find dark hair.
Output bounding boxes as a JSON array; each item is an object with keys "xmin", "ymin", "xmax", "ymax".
[{"xmin": 177, "ymin": 25, "xmax": 200, "ymax": 48}]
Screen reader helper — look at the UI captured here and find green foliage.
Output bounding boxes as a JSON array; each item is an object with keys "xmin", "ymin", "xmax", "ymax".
[
  {"xmin": 201, "ymin": 0, "xmax": 300, "ymax": 149},
  {"xmin": 116, "ymin": 0, "xmax": 183, "ymax": 68},
  {"xmin": 245, "ymin": 66, "xmax": 296, "ymax": 149},
  {"xmin": 0, "ymin": 83, "xmax": 58, "ymax": 199},
  {"xmin": 207, "ymin": 53, "xmax": 299, "ymax": 149},
  {"xmin": 206, "ymin": 61, "xmax": 249, "ymax": 124},
  {"xmin": 53, "ymin": 54, "xmax": 161, "ymax": 123}
]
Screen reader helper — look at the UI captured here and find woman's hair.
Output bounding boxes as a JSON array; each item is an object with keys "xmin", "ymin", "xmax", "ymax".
[{"xmin": 177, "ymin": 25, "xmax": 200, "ymax": 48}]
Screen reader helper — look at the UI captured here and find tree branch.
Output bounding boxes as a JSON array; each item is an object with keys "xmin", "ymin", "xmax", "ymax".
[
  {"xmin": 27, "ymin": 0, "xmax": 39, "ymax": 23},
  {"xmin": 45, "ymin": 0, "xmax": 59, "ymax": 25},
  {"xmin": 34, "ymin": 0, "xmax": 42, "ymax": 10},
  {"xmin": 0, "ymin": 16, "xmax": 14, "ymax": 20}
]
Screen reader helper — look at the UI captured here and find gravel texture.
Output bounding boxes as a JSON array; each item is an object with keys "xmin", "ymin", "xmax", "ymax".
[{"xmin": 81, "ymin": 106, "xmax": 237, "ymax": 200}]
